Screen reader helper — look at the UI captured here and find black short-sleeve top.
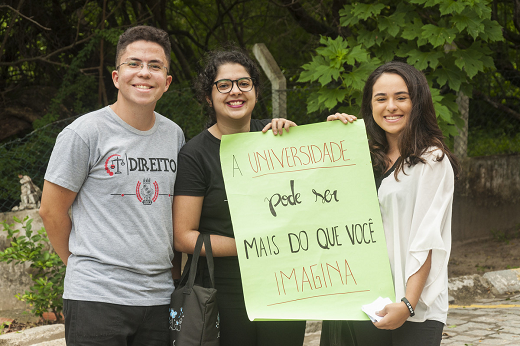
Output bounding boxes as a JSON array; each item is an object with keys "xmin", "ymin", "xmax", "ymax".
[{"xmin": 174, "ymin": 118, "xmax": 271, "ymax": 240}]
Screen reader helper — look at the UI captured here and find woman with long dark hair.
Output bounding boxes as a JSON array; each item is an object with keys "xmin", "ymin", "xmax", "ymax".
[{"xmin": 323, "ymin": 61, "xmax": 459, "ymax": 346}]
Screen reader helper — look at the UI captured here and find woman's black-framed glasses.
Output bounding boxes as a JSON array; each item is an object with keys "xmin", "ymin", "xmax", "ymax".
[{"xmin": 213, "ymin": 77, "xmax": 254, "ymax": 94}]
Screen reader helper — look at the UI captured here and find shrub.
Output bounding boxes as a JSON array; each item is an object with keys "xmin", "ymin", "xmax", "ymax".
[{"xmin": 0, "ymin": 216, "xmax": 65, "ymax": 321}]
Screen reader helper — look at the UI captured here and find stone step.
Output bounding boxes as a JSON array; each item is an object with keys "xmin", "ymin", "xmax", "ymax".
[
  {"xmin": 0, "ymin": 324, "xmax": 64, "ymax": 346},
  {"xmin": 32, "ymin": 339, "xmax": 65, "ymax": 346}
]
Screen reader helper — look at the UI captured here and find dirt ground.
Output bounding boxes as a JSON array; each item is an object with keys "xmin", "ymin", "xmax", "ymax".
[{"xmin": 449, "ymin": 229, "xmax": 520, "ymax": 278}]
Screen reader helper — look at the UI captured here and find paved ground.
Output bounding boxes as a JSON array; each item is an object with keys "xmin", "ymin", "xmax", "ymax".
[
  {"xmin": 442, "ymin": 293, "xmax": 520, "ymax": 345},
  {"xmin": 2, "ymin": 295, "xmax": 520, "ymax": 346},
  {"xmin": 304, "ymin": 293, "xmax": 520, "ymax": 346}
]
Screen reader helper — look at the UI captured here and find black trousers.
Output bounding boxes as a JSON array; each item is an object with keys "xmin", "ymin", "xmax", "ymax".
[
  {"xmin": 219, "ymin": 305, "xmax": 306, "ymax": 346},
  {"xmin": 192, "ymin": 255, "xmax": 307, "ymax": 346},
  {"xmin": 320, "ymin": 320, "xmax": 444, "ymax": 346},
  {"xmin": 63, "ymin": 299, "xmax": 169, "ymax": 346}
]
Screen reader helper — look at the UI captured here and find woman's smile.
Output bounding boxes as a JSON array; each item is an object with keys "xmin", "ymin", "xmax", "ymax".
[{"xmin": 227, "ymin": 100, "xmax": 245, "ymax": 107}]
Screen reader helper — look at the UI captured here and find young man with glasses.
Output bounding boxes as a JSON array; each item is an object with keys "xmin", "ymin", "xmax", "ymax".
[{"xmin": 39, "ymin": 26, "xmax": 184, "ymax": 346}]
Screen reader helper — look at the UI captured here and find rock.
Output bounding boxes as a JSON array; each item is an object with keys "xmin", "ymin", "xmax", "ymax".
[
  {"xmin": 31, "ymin": 339, "xmax": 65, "ymax": 346},
  {"xmin": 483, "ymin": 268, "xmax": 520, "ymax": 294},
  {"xmin": 448, "ymin": 274, "xmax": 494, "ymax": 304},
  {"xmin": 0, "ymin": 324, "xmax": 64, "ymax": 346}
]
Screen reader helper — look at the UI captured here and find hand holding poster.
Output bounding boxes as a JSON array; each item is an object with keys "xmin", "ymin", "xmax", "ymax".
[{"xmin": 220, "ymin": 120, "xmax": 394, "ymax": 321}]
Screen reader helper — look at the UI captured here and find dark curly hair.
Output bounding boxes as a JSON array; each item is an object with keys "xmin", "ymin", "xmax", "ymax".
[
  {"xmin": 115, "ymin": 26, "xmax": 171, "ymax": 71},
  {"xmin": 194, "ymin": 47, "xmax": 261, "ymax": 126},
  {"xmin": 360, "ymin": 61, "xmax": 460, "ymax": 180}
]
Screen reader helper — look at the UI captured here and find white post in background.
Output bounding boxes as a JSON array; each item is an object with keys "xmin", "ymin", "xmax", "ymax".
[
  {"xmin": 455, "ymin": 91, "xmax": 469, "ymax": 158},
  {"xmin": 253, "ymin": 43, "xmax": 287, "ymax": 119}
]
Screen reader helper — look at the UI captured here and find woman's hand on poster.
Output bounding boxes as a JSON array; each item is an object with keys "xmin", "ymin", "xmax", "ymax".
[
  {"xmin": 327, "ymin": 113, "xmax": 357, "ymax": 124},
  {"xmin": 373, "ymin": 302, "xmax": 410, "ymax": 330},
  {"xmin": 262, "ymin": 118, "xmax": 297, "ymax": 135}
]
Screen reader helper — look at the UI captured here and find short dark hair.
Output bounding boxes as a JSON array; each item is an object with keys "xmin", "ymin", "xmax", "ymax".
[
  {"xmin": 115, "ymin": 26, "xmax": 171, "ymax": 70},
  {"xmin": 360, "ymin": 61, "xmax": 460, "ymax": 179},
  {"xmin": 194, "ymin": 46, "xmax": 261, "ymax": 125}
]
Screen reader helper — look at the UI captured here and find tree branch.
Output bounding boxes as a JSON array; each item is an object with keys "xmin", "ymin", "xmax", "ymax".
[
  {"xmin": 203, "ymin": 0, "xmax": 247, "ymax": 50},
  {"xmin": 98, "ymin": 0, "xmax": 108, "ymax": 107},
  {"xmin": 170, "ymin": 38, "xmax": 193, "ymax": 80},
  {"xmin": 494, "ymin": 43, "xmax": 520, "ymax": 88},
  {"xmin": 1, "ymin": 0, "xmax": 127, "ymax": 68},
  {"xmin": 514, "ymin": 0, "xmax": 520, "ymax": 34},
  {"xmin": 0, "ymin": 34, "xmax": 94, "ymax": 66},
  {"xmin": 0, "ymin": 4, "xmax": 51, "ymax": 31},
  {"xmin": 224, "ymin": 2, "xmax": 245, "ymax": 47},
  {"xmin": 0, "ymin": 0, "xmax": 24, "ymax": 62},
  {"xmin": 502, "ymin": 28, "xmax": 520, "ymax": 45},
  {"xmin": 474, "ymin": 90, "xmax": 520, "ymax": 122},
  {"xmin": 168, "ymin": 28, "xmax": 206, "ymax": 50},
  {"xmin": 274, "ymin": 0, "xmax": 338, "ymax": 38},
  {"xmin": 75, "ymin": 0, "xmax": 90, "ymax": 43}
]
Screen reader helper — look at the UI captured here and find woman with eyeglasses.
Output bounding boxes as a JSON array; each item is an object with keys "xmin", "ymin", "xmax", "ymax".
[{"xmin": 173, "ymin": 48, "xmax": 306, "ymax": 346}]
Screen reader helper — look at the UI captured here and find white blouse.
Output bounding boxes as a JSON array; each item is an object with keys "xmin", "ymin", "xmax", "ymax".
[{"xmin": 378, "ymin": 148, "xmax": 454, "ymax": 324}]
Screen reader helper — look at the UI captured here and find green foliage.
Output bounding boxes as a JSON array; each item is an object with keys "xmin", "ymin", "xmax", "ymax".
[
  {"xmin": 467, "ymin": 65, "xmax": 520, "ymax": 157},
  {"xmin": 285, "ymin": 87, "xmax": 332, "ymax": 125},
  {"xmin": 0, "ymin": 121, "xmax": 67, "ymax": 211},
  {"xmin": 155, "ymin": 86, "xmax": 206, "ymax": 140},
  {"xmin": 468, "ymin": 128, "xmax": 520, "ymax": 157},
  {"xmin": 490, "ymin": 226, "xmax": 520, "ymax": 245},
  {"xmin": 0, "ymin": 217, "xmax": 65, "ymax": 321},
  {"xmin": 0, "ymin": 321, "xmax": 12, "ymax": 335},
  {"xmin": 491, "ymin": 229, "xmax": 510, "ymax": 244},
  {"xmin": 299, "ymin": 0, "xmax": 504, "ymax": 138},
  {"xmin": 33, "ymin": 28, "xmax": 124, "ymax": 129},
  {"xmin": 0, "ymin": 146, "xmax": 19, "ymax": 209},
  {"xmin": 475, "ymin": 264, "xmax": 489, "ymax": 272}
]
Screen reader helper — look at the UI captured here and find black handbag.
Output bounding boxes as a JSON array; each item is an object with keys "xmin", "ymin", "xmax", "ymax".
[{"xmin": 169, "ymin": 233, "xmax": 220, "ymax": 345}]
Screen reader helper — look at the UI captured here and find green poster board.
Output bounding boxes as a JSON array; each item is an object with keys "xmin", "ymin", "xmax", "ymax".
[{"xmin": 220, "ymin": 120, "xmax": 394, "ymax": 321}]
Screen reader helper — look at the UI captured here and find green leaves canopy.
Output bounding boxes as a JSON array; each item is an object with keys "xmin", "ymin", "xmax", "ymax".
[{"xmin": 299, "ymin": 0, "xmax": 503, "ymax": 137}]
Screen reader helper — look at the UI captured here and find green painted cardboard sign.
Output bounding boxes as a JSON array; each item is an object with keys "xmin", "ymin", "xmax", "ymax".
[{"xmin": 220, "ymin": 120, "xmax": 394, "ymax": 321}]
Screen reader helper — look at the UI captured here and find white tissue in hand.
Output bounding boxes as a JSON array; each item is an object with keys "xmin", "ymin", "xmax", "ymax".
[{"xmin": 362, "ymin": 297, "xmax": 393, "ymax": 322}]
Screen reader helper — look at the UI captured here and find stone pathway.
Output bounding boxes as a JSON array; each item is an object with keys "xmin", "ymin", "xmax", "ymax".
[
  {"xmin": 304, "ymin": 293, "xmax": 520, "ymax": 346},
  {"xmin": 442, "ymin": 293, "xmax": 520, "ymax": 345}
]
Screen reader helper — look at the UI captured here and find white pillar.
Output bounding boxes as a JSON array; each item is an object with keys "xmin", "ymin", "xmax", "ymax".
[{"xmin": 253, "ymin": 43, "xmax": 287, "ymax": 119}]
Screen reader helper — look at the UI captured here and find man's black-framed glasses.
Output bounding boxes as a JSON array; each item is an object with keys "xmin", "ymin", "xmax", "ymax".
[
  {"xmin": 213, "ymin": 77, "xmax": 254, "ymax": 93},
  {"xmin": 117, "ymin": 59, "xmax": 168, "ymax": 74}
]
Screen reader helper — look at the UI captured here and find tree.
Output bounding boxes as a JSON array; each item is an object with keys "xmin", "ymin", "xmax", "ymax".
[
  {"xmin": 0, "ymin": 0, "xmax": 322, "ymax": 211},
  {"xmin": 0, "ymin": 0, "xmax": 316, "ymax": 140},
  {"xmin": 475, "ymin": 0, "xmax": 520, "ymax": 122},
  {"xmin": 290, "ymin": 0, "xmax": 505, "ymax": 138}
]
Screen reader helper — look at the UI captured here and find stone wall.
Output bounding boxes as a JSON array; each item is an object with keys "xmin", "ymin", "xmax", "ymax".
[{"xmin": 453, "ymin": 154, "xmax": 520, "ymax": 243}]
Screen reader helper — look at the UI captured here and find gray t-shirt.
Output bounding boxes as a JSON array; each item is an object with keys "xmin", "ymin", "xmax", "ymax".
[{"xmin": 45, "ymin": 106, "xmax": 185, "ymax": 306}]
